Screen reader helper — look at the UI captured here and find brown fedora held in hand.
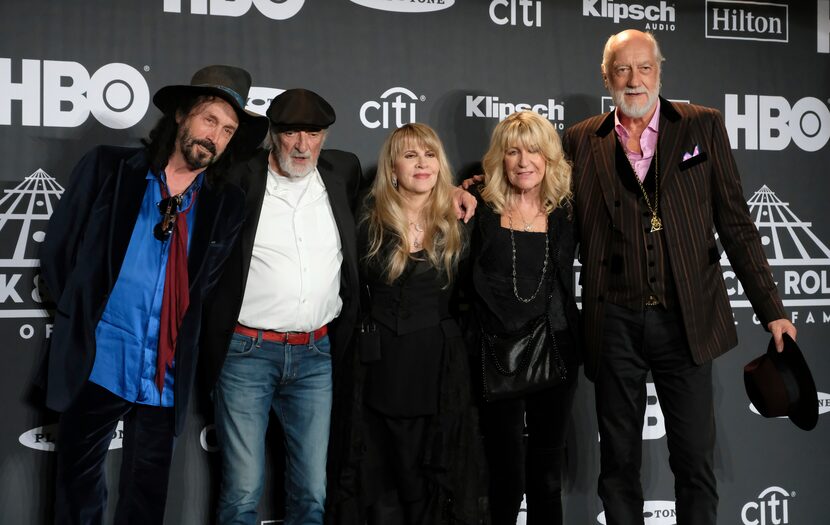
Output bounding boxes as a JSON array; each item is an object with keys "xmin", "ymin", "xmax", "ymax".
[{"xmin": 744, "ymin": 333, "xmax": 818, "ymax": 431}]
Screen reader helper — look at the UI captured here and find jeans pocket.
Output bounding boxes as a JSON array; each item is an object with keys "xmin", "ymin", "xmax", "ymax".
[
  {"xmin": 310, "ymin": 336, "xmax": 332, "ymax": 358},
  {"xmin": 227, "ymin": 334, "xmax": 255, "ymax": 357}
]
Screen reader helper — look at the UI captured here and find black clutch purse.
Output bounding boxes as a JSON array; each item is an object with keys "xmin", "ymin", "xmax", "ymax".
[{"xmin": 480, "ymin": 311, "xmax": 567, "ymax": 401}]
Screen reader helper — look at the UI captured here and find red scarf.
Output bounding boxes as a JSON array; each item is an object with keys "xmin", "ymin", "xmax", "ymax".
[{"xmin": 155, "ymin": 184, "xmax": 198, "ymax": 393}]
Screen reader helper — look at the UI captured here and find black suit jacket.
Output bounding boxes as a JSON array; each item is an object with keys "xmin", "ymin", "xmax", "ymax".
[
  {"xmin": 562, "ymin": 98, "xmax": 785, "ymax": 380},
  {"xmin": 200, "ymin": 148, "xmax": 362, "ymax": 390},
  {"xmin": 39, "ymin": 145, "xmax": 246, "ymax": 435}
]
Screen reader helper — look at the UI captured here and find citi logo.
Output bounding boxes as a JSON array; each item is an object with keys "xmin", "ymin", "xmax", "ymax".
[
  {"xmin": 245, "ymin": 86, "xmax": 285, "ymax": 117},
  {"xmin": 489, "ymin": 0, "xmax": 541, "ymax": 27},
  {"xmin": 350, "ymin": 0, "xmax": 454, "ymax": 13},
  {"xmin": 582, "ymin": 0, "xmax": 676, "ymax": 30},
  {"xmin": 598, "ymin": 500, "xmax": 676, "ymax": 524},
  {"xmin": 18, "ymin": 421, "xmax": 124, "ymax": 451},
  {"xmin": 1, "ymin": 59, "xmax": 149, "ymax": 129},
  {"xmin": 725, "ymin": 94, "xmax": 830, "ymax": 152},
  {"xmin": 741, "ymin": 486, "xmax": 793, "ymax": 525},
  {"xmin": 750, "ymin": 391, "xmax": 830, "ymax": 418},
  {"xmin": 820, "ymin": 0, "xmax": 830, "ymax": 53},
  {"xmin": 163, "ymin": 0, "xmax": 304, "ymax": 20},
  {"xmin": 705, "ymin": 1, "xmax": 788, "ymax": 42},
  {"xmin": 466, "ymin": 95, "xmax": 564, "ymax": 127},
  {"xmin": 359, "ymin": 87, "xmax": 422, "ymax": 129}
]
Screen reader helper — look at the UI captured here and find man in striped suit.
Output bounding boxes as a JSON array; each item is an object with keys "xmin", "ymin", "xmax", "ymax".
[{"xmin": 561, "ymin": 30, "xmax": 796, "ymax": 525}]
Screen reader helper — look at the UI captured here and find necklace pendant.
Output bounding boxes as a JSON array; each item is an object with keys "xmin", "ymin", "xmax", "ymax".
[
  {"xmin": 650, "ymin": 215, "xmax": 663, "ymax": 232},
  {"xmin": 523, "ymin": 224, "xmax": 532, "ymax": 232}
]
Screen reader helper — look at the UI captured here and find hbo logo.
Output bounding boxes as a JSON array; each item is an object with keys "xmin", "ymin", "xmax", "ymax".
[
  {"xmin": 0, "ymin": 59, "xmax": 150, "ymax": 129},
  {"xmin": 725, "ymin": 94, "xmax": 830, "ymax": 152},
  {"xmin": 163, "ymin": 0, "xmax": 304, "ymax": 20}
]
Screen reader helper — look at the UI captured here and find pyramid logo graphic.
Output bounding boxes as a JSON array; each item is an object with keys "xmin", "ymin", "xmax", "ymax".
[
  {"xmin": 720, "ymin": 185, "xmax": 830, "ymax": 309},
  {"xmin": 0, "ymin": 169, "xmax": 64, "ymax": 319}
]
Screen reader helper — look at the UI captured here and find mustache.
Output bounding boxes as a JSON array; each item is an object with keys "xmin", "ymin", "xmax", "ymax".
[{"xmin": 189, "ymin": 138, "xmax": 217, "ymax": 156}]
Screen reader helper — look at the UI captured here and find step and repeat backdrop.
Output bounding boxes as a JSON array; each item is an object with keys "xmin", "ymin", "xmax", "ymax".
[{"xmin": 1, "ymin": 1, "xmax": 828, "ymax": 524}]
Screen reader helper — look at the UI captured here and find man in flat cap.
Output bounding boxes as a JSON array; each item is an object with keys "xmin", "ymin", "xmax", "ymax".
[
  {"xmin": 200, "ymin": 88, "xmax": 362, "ymax": 525},
  {"xmin": 40, "ymin": 65, "xmax": 268, "ymax": 524}
]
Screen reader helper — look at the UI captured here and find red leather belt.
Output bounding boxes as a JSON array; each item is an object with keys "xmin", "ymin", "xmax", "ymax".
[{"xmin": 234, "ymin": 323, "xmax": 327, "ymax": 345}]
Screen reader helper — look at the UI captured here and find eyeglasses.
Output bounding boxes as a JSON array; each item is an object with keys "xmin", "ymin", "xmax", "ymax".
[{"xmin": 154, "ymin": 195, "xmax": 182, "ymax": 241}]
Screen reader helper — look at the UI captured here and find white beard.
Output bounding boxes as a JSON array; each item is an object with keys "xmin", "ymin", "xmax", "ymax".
[{"xmin": 611, "ymin": 86, "xmax": 660, "ymax": 119}]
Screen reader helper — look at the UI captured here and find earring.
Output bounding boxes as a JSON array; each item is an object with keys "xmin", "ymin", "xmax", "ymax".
[{"xmin": 391, "ymin": 176, "xmax": 398, "ymax": 189}]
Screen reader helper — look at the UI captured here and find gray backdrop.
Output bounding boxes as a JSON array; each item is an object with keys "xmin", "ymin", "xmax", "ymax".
[{"xmin": 1, "ymin": 1, "xmax": 828, "ymax": 524}]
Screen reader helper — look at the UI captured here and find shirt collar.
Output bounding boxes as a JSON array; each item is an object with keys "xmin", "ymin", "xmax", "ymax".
[{"xmin": 614, "ymin": 98, "xmax": 661, "ymax": 140}]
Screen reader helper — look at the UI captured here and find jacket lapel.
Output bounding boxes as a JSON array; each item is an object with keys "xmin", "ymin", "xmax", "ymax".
[
  {"xmin": 589, "ymin": 112, "xmax": 620, "ymax": 219},
  {"xmin": 656, "ymin": 97, "xmax": 687, "ymax": 196},
  {"xmin": 187, "ymin": 179, "xmax": 221, "ymax": 290},
  {"xmin": 318, "ymin": 154, "xmax": 358, "ymax": 295},
  {"xmin": 108, "ymin": 150, "xmax": 152, "ymax": 288}
]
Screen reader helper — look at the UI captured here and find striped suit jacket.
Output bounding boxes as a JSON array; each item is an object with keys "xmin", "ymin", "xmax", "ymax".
[{"xmin": 562, "ymin": 97, "xmax": 785, "ymax": 380}]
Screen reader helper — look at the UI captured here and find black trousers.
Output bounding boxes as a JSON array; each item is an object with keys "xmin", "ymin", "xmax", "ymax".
[
  {"xmin": 479, "ymin": 377, "xmax": 577, "ymax": 525},
  {"xmin": 596, "ymin": 302, "xmax": 717, "ymax": 525},
  {"xmin": 54, "ymin": 381, "xmax": 176, "ymax": 525}
]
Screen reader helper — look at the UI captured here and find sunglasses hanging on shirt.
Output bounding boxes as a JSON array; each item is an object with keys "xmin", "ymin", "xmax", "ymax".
[{"xmin": 154, "ymin": 195, "xmax": 183, "ymax": 241}]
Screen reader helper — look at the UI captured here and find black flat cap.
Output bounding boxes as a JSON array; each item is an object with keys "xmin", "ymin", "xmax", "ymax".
[{"xmin": 267, "ymin": 88, "xmax": 336, "ymax": 132}]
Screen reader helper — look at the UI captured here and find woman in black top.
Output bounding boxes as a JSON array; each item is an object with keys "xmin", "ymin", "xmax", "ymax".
[
  {"xmin": 327, "ymin": 123, "xmax": 486, "ymax": 525},
  {"xmin": 470, "ymin": 110, "xmax": 581, "ymax": 525}
]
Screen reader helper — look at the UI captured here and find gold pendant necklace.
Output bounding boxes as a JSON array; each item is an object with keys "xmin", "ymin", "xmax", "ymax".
[{"xmin": 624, "ymin": 143, "xmax": 662, "ymax": 233}]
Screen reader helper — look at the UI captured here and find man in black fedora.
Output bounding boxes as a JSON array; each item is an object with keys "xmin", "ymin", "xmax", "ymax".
[
  {"xmin": 200, "ymin": 88, "xmax": 362, "ymax": 525},
  {"xmin": 40, "ymin": 64, "xmax": 268, "ymax": 525}
]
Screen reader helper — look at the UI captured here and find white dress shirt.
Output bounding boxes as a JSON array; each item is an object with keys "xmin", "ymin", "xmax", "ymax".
[{"xmin": 237, "ymin": 163, "xmax": 343, "ymax": 332}]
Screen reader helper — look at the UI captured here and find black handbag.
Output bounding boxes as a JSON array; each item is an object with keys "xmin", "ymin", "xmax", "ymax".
[{"xmin": 480, "ymin": 248, "xmax": 568, "ymax": 402}]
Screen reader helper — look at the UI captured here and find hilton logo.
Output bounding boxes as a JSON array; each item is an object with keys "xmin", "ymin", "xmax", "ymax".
[{"xmin": 705, "ymin": 0, "xmax": 788, "ymax": 42}]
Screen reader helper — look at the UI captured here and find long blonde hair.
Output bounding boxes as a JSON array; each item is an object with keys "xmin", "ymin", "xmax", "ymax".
[
  {"xmin": 481, "ymin": 110, "xmax": 572, "ymax": 215},
  {"xmin": 364, "ymin": 123, "xmax": 464, "ymax": 284}
]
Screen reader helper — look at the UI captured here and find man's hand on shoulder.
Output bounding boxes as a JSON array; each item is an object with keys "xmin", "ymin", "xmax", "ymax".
[
  {"xmin": 767, "ymin": 318, "xmax": 797, "ymax": 352},
  {"xmin": 452, "ymin": 186, "xmax": 476, "ymax": 223}
]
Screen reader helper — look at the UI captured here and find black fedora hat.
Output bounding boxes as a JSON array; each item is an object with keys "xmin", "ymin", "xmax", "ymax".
[
  {"xmin": 744, "ymin": 333, "xmax": 818, "ymax": 431},
  {"xmin": 266, "ymin": 88, "xmax": 336, "ymax": 132},
  {"xmin": 153, "ymin": 65, "xmax": 269, "ymax": 152}
]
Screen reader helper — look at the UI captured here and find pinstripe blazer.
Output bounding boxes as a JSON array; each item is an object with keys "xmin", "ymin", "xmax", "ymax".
[{"xmin": 562, "ymin": 97, "xmax": 785, "ymax": 380}]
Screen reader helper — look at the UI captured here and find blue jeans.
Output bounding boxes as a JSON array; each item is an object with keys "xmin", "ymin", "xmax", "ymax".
[{"xmin": 214, "ymin": 331, "xmax": 332, "ymax": 525}]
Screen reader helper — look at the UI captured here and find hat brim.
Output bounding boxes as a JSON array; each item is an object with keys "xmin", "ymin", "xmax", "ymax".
[
  {"xmin": 745, "ymin": 334, "xmax": 818, "ymax": 431},
  {"xmin": 153, "ymin": 85, "xmax": 269, "ymax": 153},
  {"xmin": 776, "ymin": 335, "xmax": 818, "ymax": 430}
]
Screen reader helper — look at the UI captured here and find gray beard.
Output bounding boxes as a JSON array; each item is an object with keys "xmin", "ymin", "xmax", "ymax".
[
  {"xmin": 278, "ymin": 153, "xmax": 315, "ymax": 178},
  {"xmin": 612, "ymin": 88, "xmax": 660, "ymax": 119}
]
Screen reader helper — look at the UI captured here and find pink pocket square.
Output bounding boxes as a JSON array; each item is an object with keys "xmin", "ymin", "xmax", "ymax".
[{"xmin": 682, "ymin": 145, "xmax": 701, "ymax": 162}]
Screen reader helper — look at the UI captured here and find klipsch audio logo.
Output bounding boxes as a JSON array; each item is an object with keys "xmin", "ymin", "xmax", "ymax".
[
  {"xmin": 19, "ymin": 421, "xmax": 124, "ymax": 451},
  {"xmin": 245, "ymin": 86, "xmax": 285, "ymax": 117},
  {"xmin": 720, "ymin": 186, "xmax": 830, "ymax": 326},
  {"xmin": 725, "ymin": 94, "xmax": 830, "ymax": 152},
  {"xmin": 0, "ymin": 170, "xmax": 62, "ymax": 340},
  {"xmin": 163, "ymin": 0, "xmax": 304, "ymax": 19},
  {"xmin": 1, "ymin": 59, "xmax": 149, "ymax": 129},
  {"xmin": 819, "ymin": 1, "xmax": 830, "ymax": 53},
  {"xmin": 350, "ymin": 0, "xmax": 454, "ymax": 13},
  {"xmin": 466, "ymin": 94, "xmax": 565, "ymax": 128},
  {"xmin": 489, "ymin": 0, "xmax": 542, "ymax": 27},
  {"xmin": 360, "ymin": 87, "xmax": 423, "ymax": 129},
  {"xmin": 598, "ymin": 501, "xmax": 676, "ymax": 524},
  {"xmin": 582, "ymin": 0, "xmax": 676, "ymax": 31},
  {"xmin": 741, "ymin": 486, "xmax": 793, "ymax": 525},
  {"xmin": 706, "ymin": 1, "xmax": 788, "ymax": 42}
]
